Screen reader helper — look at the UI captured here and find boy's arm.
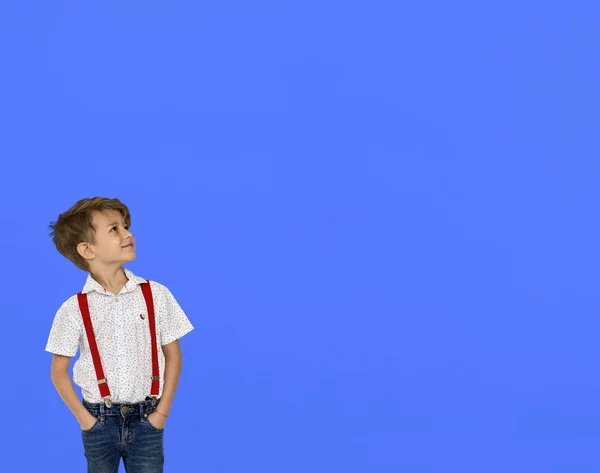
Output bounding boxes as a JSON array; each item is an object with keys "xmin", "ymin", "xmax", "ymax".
[
  {"xmin": 156, "ymin": 339, "xmax": 183, "ymax": 416},
  {"xmin": 154, "ymin": 284, "xmax": 193, "ymax": 416},
  {"xmin": 50, "ymin": 354, "xmax": 95, "ymax": 425}
]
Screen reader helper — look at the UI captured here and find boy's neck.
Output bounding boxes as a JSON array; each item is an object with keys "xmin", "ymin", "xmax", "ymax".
[{"xmin": 90, "ymin": 266, "xmax": 129, "ymax": 296}]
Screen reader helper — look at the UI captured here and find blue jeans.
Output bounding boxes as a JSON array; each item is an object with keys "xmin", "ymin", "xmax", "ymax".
[{"xmin": 81, "ymin": 396, "xmax": 164, "ymax": 473}]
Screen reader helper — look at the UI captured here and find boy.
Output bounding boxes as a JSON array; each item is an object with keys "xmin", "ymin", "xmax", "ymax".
[{"xmin": 45, "ymin": 197, "xmax": 194, "ymax": 473}]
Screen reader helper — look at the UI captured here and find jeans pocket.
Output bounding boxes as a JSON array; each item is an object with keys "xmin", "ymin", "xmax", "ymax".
[
  {"xmin": 144, "ymin": 415, "xmax": 165, "ymax": 432},
  {"xmin": 81, "ymin": 417, "xmax": 100, "ymax": 433}
]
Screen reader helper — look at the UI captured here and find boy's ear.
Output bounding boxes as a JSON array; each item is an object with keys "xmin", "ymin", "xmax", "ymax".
[{"xmin": 77, "ymin": 242, "xmax": 94, "ymax": 260}]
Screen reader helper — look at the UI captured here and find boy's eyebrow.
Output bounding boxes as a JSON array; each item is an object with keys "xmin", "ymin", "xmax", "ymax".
[{"xmin": 106, "ymin": 221, "xmax": 125, "ymax": 227}]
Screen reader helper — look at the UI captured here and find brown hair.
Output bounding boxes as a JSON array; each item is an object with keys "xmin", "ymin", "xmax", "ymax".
[{"xmin": 48, "ymin": 197, "xmax": 132, "ymax": 272}]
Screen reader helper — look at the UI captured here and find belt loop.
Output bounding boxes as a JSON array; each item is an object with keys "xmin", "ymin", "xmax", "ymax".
[{"xmin": 99, "ymin": 401, "xmax": 104, "ymax": 422}]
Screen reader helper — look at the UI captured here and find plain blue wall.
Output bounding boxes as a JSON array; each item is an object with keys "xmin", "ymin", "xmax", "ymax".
[{"xmin": 1, "ymin": 1, "xmax": 599, "ymax": 472}]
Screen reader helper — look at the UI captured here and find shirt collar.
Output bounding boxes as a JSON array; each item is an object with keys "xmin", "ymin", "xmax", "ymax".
[{"xmin": 81, "ymin": 267, "xmax": 147, "ymax": 295}]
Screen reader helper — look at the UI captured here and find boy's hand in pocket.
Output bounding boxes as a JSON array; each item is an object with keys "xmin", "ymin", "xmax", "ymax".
[
  {"xmin": 148, "ymin": 411, "xmax": 167, "ymax": 430},
  {"xmin": 79, "ymin": 412, "xmax": 98, "ymax": 431}
]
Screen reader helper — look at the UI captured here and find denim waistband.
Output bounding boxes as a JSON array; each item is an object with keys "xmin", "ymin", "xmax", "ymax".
[{"xmin": 82, "ymin": 396, "xmax": 161, "ymax": 418}]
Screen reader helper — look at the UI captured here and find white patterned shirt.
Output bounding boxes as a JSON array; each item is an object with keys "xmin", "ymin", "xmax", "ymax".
[{"xmin": 45, "ymin": 267, "xmax": 194, "ymax": 403}]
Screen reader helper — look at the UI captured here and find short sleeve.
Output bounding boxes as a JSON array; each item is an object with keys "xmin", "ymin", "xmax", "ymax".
[
  {"xmin": 45, "ymin": 300, "xmax": 81, "ymax": 357},
  {"xmin": 159, "ymin": 286, "xmax": 194, "ymax": 346}
]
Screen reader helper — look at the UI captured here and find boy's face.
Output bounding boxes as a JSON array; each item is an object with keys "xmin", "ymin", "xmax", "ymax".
[{"xmin": 79, "ymin": 209, "xmax": 136, "ymax": 267}]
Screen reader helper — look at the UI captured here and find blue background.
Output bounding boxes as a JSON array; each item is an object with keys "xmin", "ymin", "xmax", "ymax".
[{"xmin": 1, "ymin": 1, "xmax": 599, "ymax": 472}]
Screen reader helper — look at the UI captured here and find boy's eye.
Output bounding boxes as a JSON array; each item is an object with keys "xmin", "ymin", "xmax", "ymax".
[{"xmin": 111, "ymin": 225, "xmax": 129, "ymax": 231}]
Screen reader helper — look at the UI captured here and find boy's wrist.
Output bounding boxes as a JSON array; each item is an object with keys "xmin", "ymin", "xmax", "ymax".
[
  {"xmin": 156, "ymin": 399, "xmax": 172, "ymax": 416},
  {"xmin": 75, "ymin": 406, "xmax": 95, "ymax": 423}
]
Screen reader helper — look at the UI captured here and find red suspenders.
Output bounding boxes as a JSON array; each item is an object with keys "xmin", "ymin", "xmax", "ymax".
[{"xmin": 76, "ymin": 281, "xmax": 160, "ymax": 408}]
